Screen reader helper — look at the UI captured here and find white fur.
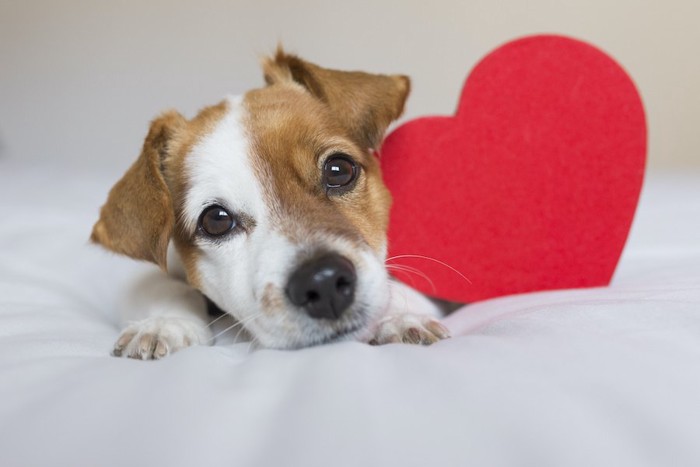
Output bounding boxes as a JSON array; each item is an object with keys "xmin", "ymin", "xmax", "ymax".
[
  {"xmin": 113, "ymin": 270, "xmax": 211, "ymax": 359},
  {"xmin": 387, "ymin": 279, "xmax": 443, "ymax": 318}
]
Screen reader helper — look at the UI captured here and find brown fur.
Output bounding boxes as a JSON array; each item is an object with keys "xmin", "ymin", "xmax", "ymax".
[
  {"xmin": 91, "ymin": 111, "xmax": 186, "ymax": 269},
  {"xmin": 262, "ymin": 48, "xmax": 410, "ymax": 150},
  {"xmin": 248, "ymin": 50, "xmax": 409, "ymax": 252},
  {"xmin": 261, "ymin": 282, "xmax": 285, "ymax": 313},
  {"xmin": 91, "ymin": 102, "xmax": 229, "ymax": 282}
]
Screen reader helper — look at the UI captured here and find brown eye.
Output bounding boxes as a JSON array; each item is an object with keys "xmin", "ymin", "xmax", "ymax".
[
  {"xmin": 199, "ymin": 205, "xmax": 235, "ymax": 237},
  {"xmin": 323, "ymin": 154, "xmax": 358, "ymax": 190}
]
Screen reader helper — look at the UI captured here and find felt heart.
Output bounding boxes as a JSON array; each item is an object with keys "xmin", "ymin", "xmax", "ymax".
[{"xmin": 380, "ymin": 35, "xmax": 646, "ymax": 303}]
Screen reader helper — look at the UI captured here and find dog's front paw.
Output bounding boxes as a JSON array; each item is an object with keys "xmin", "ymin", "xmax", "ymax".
[
  {"xmin": 369, "ymin": 313, "xmax": 451, "ymax": 346},
  {"xmin": 112, "ymin": 317, "xmax": 212, "ymax": 360}
]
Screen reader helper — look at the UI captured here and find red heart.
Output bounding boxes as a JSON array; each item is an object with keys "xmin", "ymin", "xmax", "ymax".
[{"xmin": 380, "ymin": 35, "xmax": 646, "ymax": 303}]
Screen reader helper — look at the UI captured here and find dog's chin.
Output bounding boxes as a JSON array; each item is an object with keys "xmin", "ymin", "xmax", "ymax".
[
  {"xmin": 315, "ymin": 318, "xmax": 380, "ymax": 346},
  {"xmin": 247, "ymin": 304, "xmax": 384, "ymax": 350},
  {"xmin": 251, "ymin": 323, "xmax": 366, "ymax": 350},
  {"xmin": 304, "ymin": 323, "xmax": 366, "ymax": 347}
]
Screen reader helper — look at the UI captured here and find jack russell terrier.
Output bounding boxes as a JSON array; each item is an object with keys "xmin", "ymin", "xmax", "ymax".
[{"xmin": 92, "ymin": 49, "xmax": 451, "ymax": 359}]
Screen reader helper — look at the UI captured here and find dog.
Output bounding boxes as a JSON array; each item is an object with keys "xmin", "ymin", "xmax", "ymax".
[{"xmin": 91, "ymin": 49, "xmax": 451, "ymax": 358}]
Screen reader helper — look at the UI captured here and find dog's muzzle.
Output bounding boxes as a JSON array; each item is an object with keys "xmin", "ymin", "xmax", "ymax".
[{"xmin": 285, "ymin": 253, "xmax": 356, "ymax": 320}]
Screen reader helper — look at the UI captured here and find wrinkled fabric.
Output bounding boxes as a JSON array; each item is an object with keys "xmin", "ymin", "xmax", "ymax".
[{"xmin": 1, "ymin": 162, "xmax": 699, "ymax": 467}]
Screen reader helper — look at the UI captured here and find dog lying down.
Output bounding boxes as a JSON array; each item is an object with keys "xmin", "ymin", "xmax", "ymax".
[{"xmin": 91, "ymin": 49, "xmax": 451, "ymax": 359}]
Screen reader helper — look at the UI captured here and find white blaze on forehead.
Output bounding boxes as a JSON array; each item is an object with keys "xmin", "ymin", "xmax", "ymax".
[{"xmin": 182, "ymin": 95, "xmax": 264, "ymax": 232}]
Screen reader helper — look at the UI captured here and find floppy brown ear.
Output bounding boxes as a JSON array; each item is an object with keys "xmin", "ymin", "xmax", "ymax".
[
  {"xmin": 263, "ymin": 48, "xmax": 410, "ymax": 150},
  {"xmin": 91, "ymin": 111, "xmax": 186, "ymax": 270}
]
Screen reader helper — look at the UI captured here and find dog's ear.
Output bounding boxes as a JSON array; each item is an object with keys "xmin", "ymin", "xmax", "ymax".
[
  {"xmin": 262, "ymin": 47, "xmax": 410, "ymax": 150},
  {"xmin": 91, "ymin": 111, "xmax": 186, "ymax": 270}
]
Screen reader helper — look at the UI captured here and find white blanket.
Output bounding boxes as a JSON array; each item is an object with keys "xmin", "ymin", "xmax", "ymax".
[{"xmin": 1, "ymin": 161, "xmax": 699, "ymax": 467}]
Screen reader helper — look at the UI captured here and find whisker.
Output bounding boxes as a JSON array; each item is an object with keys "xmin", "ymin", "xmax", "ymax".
[
  {"xmin": 208, "ymin": 321, "xmax": 244, "ymax": 344},
  {"xmin": 208, "ymin": 312, "xmax": 262, "ymax": 344},
  {"xmin": 385, "ymin": 264, "xmax": 419, "ymax": 288},
  {"xmin": 246, "ymin": 335, "xmax": 261, "ymax": 353},
  {"xmin": 386, "ymin": 254, "xmax": 472, "ymax": 285},
  {"xmin": 206, "ymin": 311, "xmax": 230, "ymax": 328},
  {"xmin": 386, "ymin": 264, "xmax": 436, "ymax": 293},
  {"xmin": 233, "ymin": 313, "xmax": 262, "ymax": 342}
]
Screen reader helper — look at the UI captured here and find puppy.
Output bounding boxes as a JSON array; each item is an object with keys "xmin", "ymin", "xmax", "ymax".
[{"xmin": 92, "ymin": 49, "xmax": 450, "ymax": 358}]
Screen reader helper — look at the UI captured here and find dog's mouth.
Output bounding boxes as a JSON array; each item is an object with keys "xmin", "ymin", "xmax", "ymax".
[
  {"xmin": 243, "ymin": 317, "xmax": 370, "ymax": 350},
  {"xmin": 316, "ymin": 321, "xmax": 367, "ymax": 346}
]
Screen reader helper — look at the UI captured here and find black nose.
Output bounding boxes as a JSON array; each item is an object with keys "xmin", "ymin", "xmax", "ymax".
[{"xmin": 285, "ymin": 253, "xmax": 356, "ymax": 320}]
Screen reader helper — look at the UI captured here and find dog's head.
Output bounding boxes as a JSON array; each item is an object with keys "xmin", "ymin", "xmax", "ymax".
[{"xmin": 91, "ymin": 49, "xmax": 409, "ymax": 348}]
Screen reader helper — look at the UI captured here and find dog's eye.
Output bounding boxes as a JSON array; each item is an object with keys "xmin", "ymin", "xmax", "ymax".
[
  {"xmin": 199, "ymin": 205, "xmax": 235, "ymax": 237},
  {"xmin": 323, "ymin": 154, "xmax": 358, "ymax": 190}
]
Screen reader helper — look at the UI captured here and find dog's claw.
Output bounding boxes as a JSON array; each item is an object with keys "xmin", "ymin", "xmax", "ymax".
[
  {"xmin": 370, "ymin": 314, "xmax": 451, "ymax": 346},
  {"xmin": 112, "ymin": 317, "xmax": 211, "ymax": 360}
]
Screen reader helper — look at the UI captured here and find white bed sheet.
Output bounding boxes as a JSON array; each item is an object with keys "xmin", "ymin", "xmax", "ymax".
[{"xmin": 0, "ymin": 161, "xmax": 699, "ymax": 467}]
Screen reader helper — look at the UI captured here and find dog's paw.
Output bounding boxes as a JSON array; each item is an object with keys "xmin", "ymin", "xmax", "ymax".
[
  {"xmin": 369, "ymin": 313, "xmax": 451, "ymax": 346},
  {"xmin": 112, "ymin": 317, "xmax": 212, "ymax": 360}
]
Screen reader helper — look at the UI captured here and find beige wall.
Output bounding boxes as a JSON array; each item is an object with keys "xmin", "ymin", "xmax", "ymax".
[{"xmin": 1, "ymin": 0, "xmax": 698, "ymax": 170}]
